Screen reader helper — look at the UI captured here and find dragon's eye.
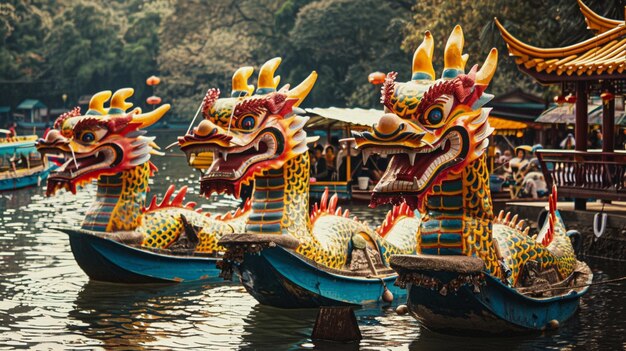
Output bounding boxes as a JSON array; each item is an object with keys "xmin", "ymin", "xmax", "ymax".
[
  {"xmin": 420, "ymin": 103, "xmax": 448, "ymax": 129},
  {"xmin": 240, "ymin": 115, "xmax": 256, "ymax": 130},
  {"xmin": 427, "ymin": 107, "xmax": 443, "ymax": 124},
  {"xmin": 80, "ymin": 131, "xmax": 95, "ymax": 143},
  {"xmin": 75, "ymin": 128, "xmax": 106, "ymax": 144}
]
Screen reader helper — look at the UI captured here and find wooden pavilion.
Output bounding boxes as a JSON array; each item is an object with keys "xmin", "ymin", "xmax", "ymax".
[{"xmin": 496, "ymin": 0, "xmax": 626, "ymax": 210}]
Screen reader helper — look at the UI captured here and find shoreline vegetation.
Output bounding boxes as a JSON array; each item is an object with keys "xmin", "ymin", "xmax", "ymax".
[{"xmin": 1, "ymin": 0, "xmax": 623, "ymax": 119}]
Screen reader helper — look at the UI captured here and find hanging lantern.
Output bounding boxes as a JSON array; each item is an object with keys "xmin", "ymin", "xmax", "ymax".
[
  {"xmin": 368, "ymin": 72, "xmax": 386, "ymax": 85},
  {"xmin": 146, "ymin": 96, "xmax": 162, "ymax": 105},
  {"xmin": 553, "ymin": 95, "xmax": 565, "ymax": 106},
  {"xmin": 146, "ymin": 75, "xmax": 161, "ymax": 86},
  {"xmin": 564, "ymin": 93, "xmax": 576, "ymax": 104},
  {"xmin": 600, "ymin": 91, "xmax": 614, "ymax": 105},
  {"xmin": 516, "ymin": 130, "xmax": 524, "ymax": 138}
]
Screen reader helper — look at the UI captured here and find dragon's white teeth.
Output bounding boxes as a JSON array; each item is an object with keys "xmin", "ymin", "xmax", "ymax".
[
  {"xmin": 254, "ymin": 142, "xmax": 259, "ymax": 151},
  {"xmin": 407, "ymin": 151, "xmax": 416, "ymax": 166},
  {"xmin": 189, "ymin": 154, "xmax": 196, "ymax": 164},
  {"xmin": 221, "ymin": 151, "xmax": 228, "ymax": 161},
  {"xmin": 95, "ymin": 151, "xmax": 99, "ymax": 158},
  {"xmin": 413, "ymin": 176, "xmax": 419, "ymax": 188}
]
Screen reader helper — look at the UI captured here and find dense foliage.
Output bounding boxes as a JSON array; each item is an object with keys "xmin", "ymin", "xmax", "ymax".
[{"xmin": 0, "ymin": 0, "xmax": 623, "ymax": 119}]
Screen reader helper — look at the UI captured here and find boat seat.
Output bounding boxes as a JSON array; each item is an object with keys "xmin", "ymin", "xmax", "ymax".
[{"xmin": 389, "ymin": 254, "xmax": 485, "ymax": 274}]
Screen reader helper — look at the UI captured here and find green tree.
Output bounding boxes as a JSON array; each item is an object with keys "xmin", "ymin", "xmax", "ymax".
[
  {"xmin": 0, "ymin": 1, "xmax": 52, "ymax": 108},
  {"xmin": 157, "ymin": 0, "xmax": 278, "ymax": 119},
  {"xmin": 287, "ymin": 0, "xmax": 411, "ymax": 107},
  {"xmin": 44, "ymin": 2, "xmax": 124, "ymax": 102}
]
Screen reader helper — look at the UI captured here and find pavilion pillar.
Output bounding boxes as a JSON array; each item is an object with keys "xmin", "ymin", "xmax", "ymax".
[
  {"xmin": 575, "ymin": 81, "xmax": 588, "ymax": 151},
  {"xmin": 602, "ymin": 82, "xmax": 615, "ymax": 152},
  {"xmin": 574, "ymin": 81, "xmax": 587, "ymax": 210}
]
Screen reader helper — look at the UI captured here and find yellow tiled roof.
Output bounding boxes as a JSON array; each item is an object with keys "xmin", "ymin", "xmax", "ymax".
[
  {"xmin": 495, "ymin": 2, "xmax": 626, "ymax": 79},
  {"xmin": 489, "ymin": 116, "xmax": 528, "ymax": 131},
  {"xmin": 578, "ymin": 0, "xmax": 624, "ymax": 34}
]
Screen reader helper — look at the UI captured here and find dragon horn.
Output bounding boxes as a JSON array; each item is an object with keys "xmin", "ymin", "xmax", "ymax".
[
  {"xmin": 257, "ymin": 57, "xmax": 282, "ymax": 94},
  {"xmin": 232, "ymin": 66, "xmax": 255, "ymax": 97},
  {"xmin": 86, "ymin": 90, "xmax": 112, "ymax": 115},
  {"xmin": 476, "ymin": 48, "xmax": 498, "ymax": 86},
  {"xmin": 109, "ymin": 88, "xmax": 134, "ymax": 114},
  {"xmin": 411, "ymin": 31, "xmax": 435, "ymax": 81},
  {"xmin": 132, "ymin": 104, "xmax": 171, "ymax": 128},
  {"xmin": 287, "ymin": 71, "xmax": 317, "ymax": 107},
  {"xmin": 443, "ymin": 25, "xmax": 466, "ymax": 79}
]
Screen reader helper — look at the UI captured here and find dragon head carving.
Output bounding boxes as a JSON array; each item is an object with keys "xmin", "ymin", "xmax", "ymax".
[
  {"xmin": 37, "ymin": 88, "xmax": 169, "ymax": 196},
  {"xmin": 353, "ymin": 26, "xmax": 497, "ymax": 211},
  {"xmin": 178, "ymin": 58, "xmax": 317, "ymax": 198}
]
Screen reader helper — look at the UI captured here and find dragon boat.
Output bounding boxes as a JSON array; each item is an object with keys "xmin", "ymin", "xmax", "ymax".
[
  {"xmin": 179, "ymin": 58, "xmax": 421, "ymax": 308},
  {"xmin": 0, "ymin": 133, "xmax": 55, "ymax": 191},
  {"xmin": 37, "ymin": 88, "xmax": 252, "ymax": 284},
  {"xmin": 353, "ymin": 26, "xmax": 592, "ymax": 333}
]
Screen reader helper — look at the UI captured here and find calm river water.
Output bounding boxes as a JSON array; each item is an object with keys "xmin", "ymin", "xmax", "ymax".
[{"xmin": 0, "ymin": 132, "xmax": 624, "ymax": 350}]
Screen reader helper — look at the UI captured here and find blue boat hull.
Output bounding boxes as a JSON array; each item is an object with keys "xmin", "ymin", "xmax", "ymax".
[
  {"xmin": 234, "ymin": 245, "xmax": 404, "ymax": 308},
  {"xmin": 0, "ymin": 167, "xmax": 52, "ymax": 191},
  {"xmin": 61, "ymin": 228, "xmax": 226, "ymax": 284},
  {"xmin": 392, "ymin": 255, "xmax": 591, "ymax": 334}
]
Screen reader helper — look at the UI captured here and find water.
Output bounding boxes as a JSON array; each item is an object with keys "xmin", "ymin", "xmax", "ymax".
[{"xmin": 0, "ymin": 134, "xmax": 624, "ymax": 350}]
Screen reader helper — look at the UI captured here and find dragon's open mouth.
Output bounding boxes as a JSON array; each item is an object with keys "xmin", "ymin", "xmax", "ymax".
[
  {"xmin": 194, "ymin": 132, "xmax": 280, "ymax": 198},
  {"xmin": 40, "ymin": 145, "xmax": 119, "ymax": 195},
  {"xmin": 364, "ymin": 128, "xmax": 467, "ymax": 209}
]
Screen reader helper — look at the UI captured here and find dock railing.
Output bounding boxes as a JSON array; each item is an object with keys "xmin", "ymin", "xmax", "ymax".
[{"xmin": 536, "ymin": 150, "xmax": 626, "ymax": 201}]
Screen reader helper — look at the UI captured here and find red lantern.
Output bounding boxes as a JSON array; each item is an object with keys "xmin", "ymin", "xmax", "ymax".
[
  {"xmin": 368, "ymin": 71, "xmax": 386, "ymax": 85},
  {"xmin": 601, "ymin": 91, "xmax": 614, "ymax": 104},
  {"xmin": 553, "ymin": 95, "xmax": 565, "ymax": 105},
  {"xmin": 146, "ymin": 75, "xmax": 161, "ymax": 86},
  {"xmin": 564, "ymin": 93, "xmax": 576, "ymax": 104},
  {"xmin": 146, "ymin": 96, "xmax": 162, "ymax": 105}
]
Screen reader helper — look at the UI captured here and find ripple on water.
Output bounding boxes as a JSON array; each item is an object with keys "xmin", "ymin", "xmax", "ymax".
[{"xmin": 0, "ymin": 149, "xmax": 624, "ymax": 350}]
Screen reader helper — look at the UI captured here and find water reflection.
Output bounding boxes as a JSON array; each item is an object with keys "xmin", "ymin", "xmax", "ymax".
[
  {"xmin": 241, "ymin": 306, "xmax": 316, "ymax": 350},
  {"xmin": 68, "ymin": 281, "xmax": 244, "ymax": 350}
]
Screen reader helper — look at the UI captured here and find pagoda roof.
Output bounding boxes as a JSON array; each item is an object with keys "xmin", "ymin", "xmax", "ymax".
[
  {"xmin": 578, "ymin": 0, "xmax": 624, "ymax": 34},
  {"xmin": 495, "ymin": 1, "xmax": 626, "ymax": 83}
]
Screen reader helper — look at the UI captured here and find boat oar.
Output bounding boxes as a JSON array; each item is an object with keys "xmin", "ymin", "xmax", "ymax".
[{"xmin": 364, "ymin": 246, "xmax": 379, "ymax": 277}]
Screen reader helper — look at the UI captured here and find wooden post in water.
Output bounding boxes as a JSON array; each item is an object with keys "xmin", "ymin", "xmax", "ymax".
[{"xmin": 311, "ymin": 306, "xmax": 362, "ymax": 343}]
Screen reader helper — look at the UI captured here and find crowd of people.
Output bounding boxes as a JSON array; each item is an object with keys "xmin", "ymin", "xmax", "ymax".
[
  {"xmin": 309, "ymin": 136, "xmax": 387, "ymax": 184},
  {"xmin": 492, "ymin": 144, "xmax": 548, "ymax": 199}
]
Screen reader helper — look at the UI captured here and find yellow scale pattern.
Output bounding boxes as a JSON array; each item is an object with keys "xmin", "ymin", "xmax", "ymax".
[
  {"xmin": 460, "ymin": 156, "xmax": 502, "ymax": 278},
  {"xmin": 378, "ymin": 216, "xmax": 421, "ymax": 263},
  {"xmin": 279, "ymin": 153, "xmax": 417, "ymax": 269},
  {"xmin": 107, "ymin": 163, "xmax": 152, "ymax": 232},
  {"xmin": 140, "ymin": 208, "xmax": 249, "ymax": 253},
  {"xmin": 459, "ymin": 155, "xmax": 576, "ymax": 286}
]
